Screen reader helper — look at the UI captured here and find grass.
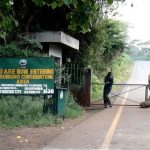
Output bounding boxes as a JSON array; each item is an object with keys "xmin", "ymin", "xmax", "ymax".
[
  {"xmin": 0, "ymin": 92, "xmax": 85, "ymax": 128},
  {"xmin": 65, "ymin": 92, "xmax": 85, "ymax": 118},
  {"xmin": 0, "ymin": 95, "xmax": 56, "ymax": 128}
]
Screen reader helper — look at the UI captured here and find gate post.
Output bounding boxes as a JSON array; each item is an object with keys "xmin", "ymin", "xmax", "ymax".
[
  {"xmin": 83, "ymin": 68, "xmax": 92, "ymax": 107},
  {"xmin": 145, "ymin": 85, "xmax": 148, "ymax": 101}
]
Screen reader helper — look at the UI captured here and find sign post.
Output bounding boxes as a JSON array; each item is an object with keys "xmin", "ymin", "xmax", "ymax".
[{"xmin": 0, "ymin": 57, "xmax": 55, "ymax": 95}]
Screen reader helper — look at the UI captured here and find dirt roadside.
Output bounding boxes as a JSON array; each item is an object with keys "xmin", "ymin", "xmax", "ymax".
[{"xmin": 0, "ymin": 110, "xmax": 100, "ymax": 150}]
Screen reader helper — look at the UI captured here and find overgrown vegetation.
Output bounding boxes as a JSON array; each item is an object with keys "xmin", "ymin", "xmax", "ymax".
[
  {"xmin": 77, "ymin": 19, "xmax": 128, "ymax": 73},
  {"xmin": 0, "ymin": 0, "xmax": 125, "ymax": 42},
  {"xmin": 65, "ymin": 92, "xmax": 85, "ymax": 118},
  {"xmin": 0, "ymin": 92, "xmax": 84, "ymax": 128},
  {"xmin": 0, "ymin": 96, "xmax": 55, "ymax": 128},
  {"xmin": 92, "ymin": 53, "xmax": 133, "ymax": 100},
  {"xmin": 0, "ymin": 0, "xmax": 100, "ymax": 41}
]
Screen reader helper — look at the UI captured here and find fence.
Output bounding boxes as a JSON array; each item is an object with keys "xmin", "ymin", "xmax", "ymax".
[
  {"xmin": 63, "ymin": 63, "xmax": 85, "ymax": 85},
  {"xmin": 91, "ymin": 83, "xmax": 149, "ymax": 107},
  {"xmin": 62, "ymin": 64, "xmax": 92, "ymax": 106}
]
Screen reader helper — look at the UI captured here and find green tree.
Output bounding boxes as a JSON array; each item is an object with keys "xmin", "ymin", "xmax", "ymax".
[
  {"xmin": 78, "ymin": 19, "xmax": 127, "ymax": 75},
  {"xmin": 0, "ymin": 0, "xmax": 125, "ymax": 42},
  {"xmin": 0, "ymin": 0, "xmax": 18, "ymax": 43},
  {"xmin": 0, "ymin": 0, "xmax": 101, "ymax": 42}
]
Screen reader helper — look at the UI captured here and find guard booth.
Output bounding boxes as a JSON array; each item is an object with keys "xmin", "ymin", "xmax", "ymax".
[
  {"xmin": 27, "ymin": 31, "xmax": 79, "ymax": 66},
  {"xmin": 26, "ymin": 31, "xmax": 79, "ymax": 115}
]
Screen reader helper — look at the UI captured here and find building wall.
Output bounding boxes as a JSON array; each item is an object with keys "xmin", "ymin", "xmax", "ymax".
[{"xmin": 49, "ymin": 43, "xmax": 62, "ymax": 65}]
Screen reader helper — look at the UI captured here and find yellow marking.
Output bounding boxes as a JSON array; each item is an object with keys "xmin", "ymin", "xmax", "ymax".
[
  {"xmin": 100, "ymin": 87, "xmax": 129, "ymax": 149},
  {"xmin": 100, "ymin": 63, "xmax": 136, "ymax": 150},
  {"xmin": 16, "ymin": 136, "xmax": 21, "ymax": 139},
  {"xmin": 25, "ymin": 139, "xmax": 28, "ymax": 142}
]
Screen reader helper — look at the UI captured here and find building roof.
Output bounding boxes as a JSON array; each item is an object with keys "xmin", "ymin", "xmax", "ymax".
[{"xmin": 28, "ymin": 31, "xmax": 79, "ymax": 50}]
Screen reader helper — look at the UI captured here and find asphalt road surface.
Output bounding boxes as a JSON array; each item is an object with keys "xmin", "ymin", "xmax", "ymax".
[{"xmin": 42, "ymin": 61, "xmax": 150, "ymax": 150}]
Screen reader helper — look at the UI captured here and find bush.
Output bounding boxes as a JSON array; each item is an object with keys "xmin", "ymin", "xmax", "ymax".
[
  {"xmin": 111, "ymin": 53, "xmax": 133, "ymax": 84},
  {"xmin": 92, "ymin": 74, "xmax": 103, "ymax": 99},
  {"xmin": 65, "ymin": 92, "xmax": 85, "ymax": 118},
  {"xmin": 0, "ymin": 92, "xmax": 85, "ymax": 128},
  {"xmin": 0, "ymin": 95, "xmax": 57, "ymax": 128},
  {"xmin": 0, "ymin": 43, "xmax": 42, "ymax": 57}
]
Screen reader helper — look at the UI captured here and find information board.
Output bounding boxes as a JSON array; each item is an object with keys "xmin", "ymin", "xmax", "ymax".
[{"xmin": 0, "ymin": 58, "xmax": 55, "ymax": 95}]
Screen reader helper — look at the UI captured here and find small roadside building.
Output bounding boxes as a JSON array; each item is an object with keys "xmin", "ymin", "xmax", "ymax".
[
  {"xmin": 27, "ymin": 31, "xmax": 91, "ymax": 106},
  {"xmin": 27, "ymin": 31, "xmax": 79, "ymax": 65}
]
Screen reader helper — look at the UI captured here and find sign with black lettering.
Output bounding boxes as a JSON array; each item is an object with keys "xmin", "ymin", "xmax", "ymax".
[{"xmin": 0, "ymin": 58, "xmax": 55, "ymax": 94}]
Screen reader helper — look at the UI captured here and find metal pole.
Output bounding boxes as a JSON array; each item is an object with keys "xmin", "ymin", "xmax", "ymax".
[
  {"xmin": 90, "ymin": 103, "xmax": 140, "ymax": 106},
  {"xmin": 145, "ymin": 85, "xmax": 148, "ymax": 101},
  {"xmin": 91, "ymin": 83, "xmax": 148, "ymax": 86}
]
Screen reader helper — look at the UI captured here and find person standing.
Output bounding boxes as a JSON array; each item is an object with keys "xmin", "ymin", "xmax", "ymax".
[{"xmin": 103, "ymin": 72, "xmax": 113, "ymax": 108}]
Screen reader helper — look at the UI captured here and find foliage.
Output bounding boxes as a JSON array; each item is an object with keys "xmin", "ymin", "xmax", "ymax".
[
  {"xmin": 55, "ymin": 65, "xmax": 71, "ymax": 87},
  {"xmin": 65, "ymin": 0, "xmax": 100, "ymax": 33},
  {"xmin": 92, "ymin": 74, "xmax": 103, "ymax": 99},
  {"xmin": 0, "ymin": 36, "xmax": 44, "ymax": 57},
  {"xmin": 92, "ymin": 53, "xmax": 133, "ymax": 100},
  {"xmin": 78, "ymin": 19, "xmax": 127, "ymax": 75},
  {"xmin": 0, "ymin": 92, "xmax": 85, "ymax": 128},
  {"xmin": 111, "ymin": 53, "xmax": 133, "ymax": 83},
  {"xmin": 0, "ymin": 0, "xmax": 125, "ymax": 41},
  {"xmin": 0, "ymin": 95, "xmax": 57, "ymax": 128},
  {"xmin": 0, "ymin": 0, "xmax": 18, "ymax": 42},
  {"xmin": 0, "ymin": 44, "xmax": 41, "ymax": 57},
  {"xmin": 65, "ymin": 92, "xmax": 85, "ymax": 118},
  {"xmin": 0, "ymin": 0, "xmax": 101, "ymax": 41}
]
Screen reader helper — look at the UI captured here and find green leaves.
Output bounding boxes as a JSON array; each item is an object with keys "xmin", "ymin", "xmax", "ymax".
[
  {"xmin": 107, "ymin": 0, "xmax": 113, "ymax": 4},
  {"xmin": 80, "ymin": 18, "xmax": 127, "ymax": 75},
  {"xmin": 0, "ymin": 0, "xmax": 18, "ymax": 41},
  {"xmin": 57, "ymin": 1, "xmax": 64, "ymax": 7},
  {"xmin": 32, "ymin": 0, "xmax": 46, "ymax": 7},
  {"xmin": 0, "ymin": 0, "xmax": 120, "ymax": 42},
  {"xmin": 0, "ymin": 32, "xmax": 7, "ymax": 40},
  {"xmin": 64, "ymin": 0, "xmax": 72, "ymax": 6},
  {"xmin": 51, "ymin": 1, "xmax": 57, "ymax": 9},
  {"xmin": 66, "ymin": 0, "xmax": 100, "ymax": 33}
]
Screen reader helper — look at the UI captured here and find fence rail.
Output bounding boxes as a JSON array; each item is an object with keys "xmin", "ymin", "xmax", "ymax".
[
  {"xmin": 91, "ymin": 83, "xmax": 148, "ymax": 86},
  {"xmin": 63, "ymin": 63, "xmax": 85, "ymax": 85},
  {"xmin": 91, "ymin": 82, "xmax": 149, "ymax": 102}
]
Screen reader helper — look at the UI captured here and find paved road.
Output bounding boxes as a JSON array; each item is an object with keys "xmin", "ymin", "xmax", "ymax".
[{"xmin": 42, "ymin": 61, "xmax": 150, "ymax": 150}]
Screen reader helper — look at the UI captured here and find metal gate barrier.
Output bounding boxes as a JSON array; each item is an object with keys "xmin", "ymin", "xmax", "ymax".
[{"xmin": 91, "ymin": 83, "xmax": 149, "ymax": 107}]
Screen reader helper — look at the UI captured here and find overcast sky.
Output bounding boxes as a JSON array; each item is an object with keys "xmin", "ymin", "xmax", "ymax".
[{"xmin": 117, "ymin": 0, "xmax": 150, "ymax": 42}]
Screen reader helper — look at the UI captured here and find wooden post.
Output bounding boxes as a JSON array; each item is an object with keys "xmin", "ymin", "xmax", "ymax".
[{"xmin": 83, "ymin": 68, "xmax": 92, "ymax": 107}]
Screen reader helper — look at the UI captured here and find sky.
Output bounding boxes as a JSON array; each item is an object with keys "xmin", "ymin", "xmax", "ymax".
[{"xmin": 117, "ymin": 0, "xmax": 150, "ymax": 42}]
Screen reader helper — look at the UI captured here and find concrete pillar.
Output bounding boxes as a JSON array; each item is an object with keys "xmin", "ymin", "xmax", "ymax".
[
  {"xmin": 83, "ymin": 68, "xmax": 92, "ymax": 107},
  {"xmin": 49, "ymin": 43, "xmax": 62, "ymax": 65}
]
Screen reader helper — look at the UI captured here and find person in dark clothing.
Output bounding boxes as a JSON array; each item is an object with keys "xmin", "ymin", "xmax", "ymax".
[{"xmin": 103, "ymin": 72, "xmax": 113, "ymax": 108}]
